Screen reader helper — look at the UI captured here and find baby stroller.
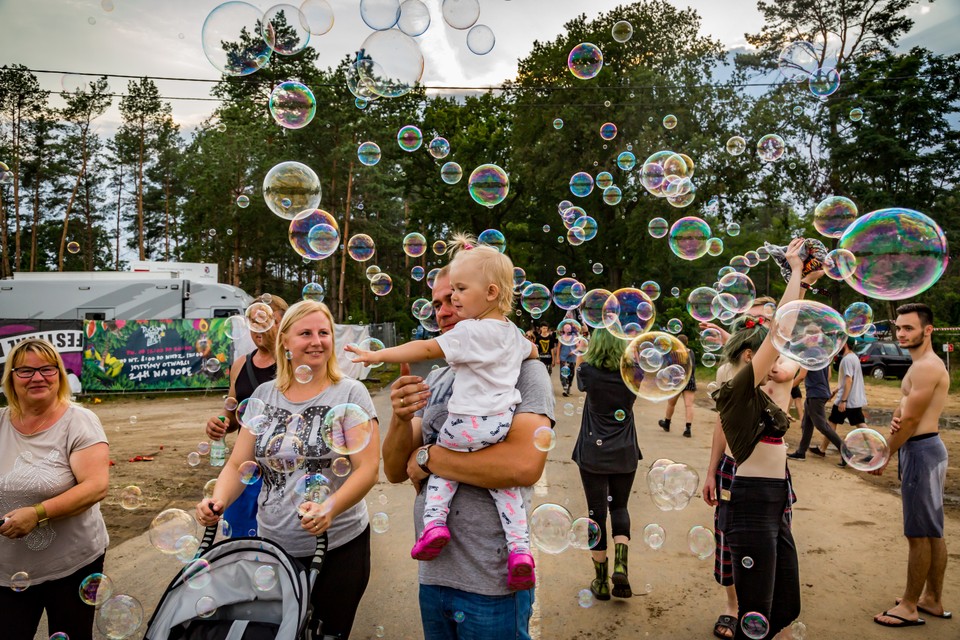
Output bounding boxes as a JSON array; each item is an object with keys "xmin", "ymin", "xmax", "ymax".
[{"xmin": 144, "ymin": 525, "xmax": 328, "ymax": 640}]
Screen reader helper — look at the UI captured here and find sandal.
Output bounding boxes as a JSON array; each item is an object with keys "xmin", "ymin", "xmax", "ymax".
[
  {"xmin": 874, "ymin": 611, "xmax": 925, "ymax": 627},
  {"xmin": 713, "ymin": 614, "xmax": 736, "ymax": 639}
]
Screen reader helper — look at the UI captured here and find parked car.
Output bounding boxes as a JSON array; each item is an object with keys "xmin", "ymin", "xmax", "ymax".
[{"xmin": 843, "ymin": 341, "xmax": 912, "ymax": 380}]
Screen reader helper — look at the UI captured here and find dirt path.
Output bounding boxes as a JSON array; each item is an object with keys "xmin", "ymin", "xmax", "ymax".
[{"xmin": 33, "ymin": 377, "xmax": 960, "ymax": 639}]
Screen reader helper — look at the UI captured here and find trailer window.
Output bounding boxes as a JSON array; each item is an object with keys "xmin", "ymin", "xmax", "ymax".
[
  {"xmin": 85, "ymin": 312, "xmax": 106, "ymax": 321},
  {"xmin": 213, "ymin": 309, "xmax": 239, "ymax": 318}
]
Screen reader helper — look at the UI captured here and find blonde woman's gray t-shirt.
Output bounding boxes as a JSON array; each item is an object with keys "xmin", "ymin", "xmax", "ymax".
[
  {"xmin": 0, "ymin": 405, "xmax": 109, "ymax": 585},
  {"xmin": 250, "ymin": 378, "xmax": 377, "ymax": 556},
  {"xmin": 413, "ymin": 359, "xmax": 554, "ymax": 596}
]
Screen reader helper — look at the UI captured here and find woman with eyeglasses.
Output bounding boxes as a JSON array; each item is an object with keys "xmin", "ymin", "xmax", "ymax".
[{"xmin": 0, "ymin": 338, "xmax": 110, "ymax": 640}]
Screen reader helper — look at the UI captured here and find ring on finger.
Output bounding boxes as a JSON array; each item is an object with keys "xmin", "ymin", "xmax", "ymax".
[{"xmin": 400, "ymin": 397, "xmax": 405, "ymax": 406}]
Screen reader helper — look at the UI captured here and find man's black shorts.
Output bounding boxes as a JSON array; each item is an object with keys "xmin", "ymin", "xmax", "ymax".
[
  {"xmin": 790, "ymin": 386, "xmax": 802, "ymax": 399},
  {"xmin": 828, "ymin": 404, "xmax": 865, "ymax": 426}
]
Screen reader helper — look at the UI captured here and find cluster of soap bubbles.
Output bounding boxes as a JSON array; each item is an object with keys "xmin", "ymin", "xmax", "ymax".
[
  {"xmin": 778, "ymin": 39, "xmax": 842, "ymax": 97},
  {"xmin": 645, "ymin": 458, "xmax": 700, "ymax": 511},
  {"xmin": 620, "ymin": 332, "xmax": 694, "ymax": 402},
  {"xmin": 529, "ymin": 503, "xmax": 600, "ymax": 554},
  {"xmin": 640, "ymin": 149, "xmax": 697, "ymax": 208}
]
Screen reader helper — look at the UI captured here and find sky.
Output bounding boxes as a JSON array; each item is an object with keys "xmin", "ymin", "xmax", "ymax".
[{"xmin": 0, "ymin": 0, "xmax": 957, "ymax": 134}]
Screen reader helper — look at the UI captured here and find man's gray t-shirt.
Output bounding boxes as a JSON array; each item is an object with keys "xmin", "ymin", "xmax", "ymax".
[
  {"xmin": 414, "ymin": 359, "xmax": 554, "ymax": 596},
  {"xmin": 836, "ymin": 352, "xmax": 867, "ymax": 408},
  {"xmin": 250, "ymin": 378, "xmax": 377, "ymax": 556}
]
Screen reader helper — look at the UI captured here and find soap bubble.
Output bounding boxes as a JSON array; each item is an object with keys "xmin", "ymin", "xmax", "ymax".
[
  {"xmin": 9, "ymin": 570, "xmax": 31, "ymax": 591},
  {"xmin": 599, "ymin": 122, "xmax": 618, "ymax": 141},
  {"xmin": 466, "ymin": 24, "xmax": 495, "ymax": 55},
  {"xmin": 520, "ymin": 283, "xmax": 552, "ymax": 315},
  {"xmin": 837, "ymin": 207, "xmax": 947, "ymax": 300},
  {"xmin": 563, "ymin": 403, "xmax": 575, "ymax": 417},
  {"xmin": 365, "ymin": 265, "xmax": 382, "ymax": 281},
  {"xmin": 331, "ymin": 456, "xmax": 352, "ymax": 476},
  {"xmin": 841, "ymin": 428, "xmax": 890, "ymax": 471},
  {"xmin": 269, "ymin": 81, "xmax": 316, "ymax": 129},
  {"xmin": 291, "ymin": 212, "xmax": 339, "ymax": 261},
  {"xmin": 187, "ymin": 452, "xmax": 201, "ymax": 466},
  {"xmin": 699, "ymin": 328, "xmax": 724, "ymax": 352},
  {"xmin": 580, "ymin": 288, "xmax": 612, "ymax": 329},
  {"xmin": 726, "ymin": 223, "xmax": 741, "ymax": 237},
  {"xmin": 642, "ymin": 523, "xmax": 665, "ymax": 550},
  {"xmin": 602, "ymin": 186, "xmax": 622, "ymax": 205},
  {"xmin": 410, "ymin": 266, "xmax": 425, "ymax": 282},
  {"xmin": 371, "ymin": 512, "xmax": 389, "ymax": 533},
  {"xmin": 360, "ymin": 0, "xmax": 401, "ymax": 30},
  {"xmin": 397, "ymin": 0, "xmax": 430, "ymax": 36},
  {"xmin": 823, "ymin": 249, "xmax": 857, "ymax": 281},
  {"xmin": 573, "ymin": 216, "xmax": 598, "ymax": 241},
  {"xmin": 357, "ymin": 141, "xmax": 381, "ymax": 166},
  {"xmin": 196, "ymin": 595, "xmax": 217, "ymax": 618},
  {"xmin": 67, "ymin": 241, "xmax": 81, "ymax": 254},
  {"xmin": 813, "ymin": 196, "xmax": 858, "ymax": 238},
  {"xmin": 552, "ymin": 278, "xmax": 585, "ymax": 311},
  {"xmin": 702, "ymin": 353, "xmax": 717, "ymax": 367},
  {"xmin": 596, "ymin": 171, "xmax": 614, "ymax": 189},
  {"xmin": 397, "ymin": 125, "xmax": 423, "ymax": 152},
  {"xmin": 616, "ymin": 151, "xmax": 636, "ymax": 170},
  {"xmin": 553, "ymin": 118, "xmax": 563, "ymax": 130},
  {"xmin": 603, "ymin": 288, "xmax": 656, "ymax": 340},
  {"xmin": 478, "ymin": 228, "xmax": 507, "ymax": 252},
  {"xmin": 322, "ymin": 403, "xmax": 374, "ymax": 455},
  {"xmin": 294, "ymin": 364, "xmax": 314, "ymax": 384},
  {"xmin": 621, "ymin": 333, "xmax": 693, "ymax": 402},
  {"xmin": 97, "ymin": 594, "xmax": 143, "ymax": 639},
  {"xmin": 662, "ymin": 114, "xmax": 678, "ymax": 129},
  {"xmin": 402, "ymin": 232, "xmax": 427, "ymax": 257},
  {"xmin": 235, "ymin": 194, "xmax": 250, "ymax": 208},
  {"xmin": 440, "ymin": 162, "xmax": 462, "ymax": 184},
  {"xmin": 666, "ymin": 318, "xmax": 683, "ymax": 334},
  {"xmin": 238, "ymin": 397, "xmax": 269, "ymax": 435},
  {"xmin": 347, "ymin": 234, "xmax": 376, "ymax": 262},
  {"xmin": 79, "ymin": 572, "xmax": 114, "ymax": 606},
  {"xmin": 569, "ymin": 172, "xmax": 594, "ymax": 198},
  {"xmin": 742, "ymin": 556, "xmax": 755, "ymax": 569},
  {"xmin": 687, "ymin": 525, "xmax": 714, "ymax": 560},
  {"xmin": 716, "ymin": 273, "xmax": 756, "ymax": 314},
  {"xmin": 578, "ymin": 588, "xmax": 594, "ymax": 608},
  {"xmin": 265, "ymin": 432, "xmax": 306, "ymax": 473},
  {"xmin": 184, "ymin": 558, "xmax": 212, "ymax": 589},
  {"xmin": 557, "ymin": 319, "xmax": 583, "ymax": 346},
  {"xmin": 291, "ymin": 473, "xmax": 332, "ymax": 513},
  {"xmin": 201, "ymin": 2, "xmax": 273, "ymax": 77},
  {"xmin": 263, "ymin": 161, "xmax": 321, "ymax": 220},
  {"xmin": 668, "ymin": 217, "xmax": 712, "ymax": 261},
  {"xmin": 614, "ymin": 409, "xmax": 626, "ymax": 421},
  {"xmin": 778, "ymin": 41, "xmax": 818, "ymax": 81},
  {"xmin": 706, "ymin": 237, "xmax": 724, "ymax": 256},
  {"xmin": 740, "ymin": 612, "xmax": 770, "ymax": 640},
  {"xmin": 119, "ymin": 485, "xmax": 143, "ymax": 510},
  {"xmin": 843, "ymin": 302, "xmax": 873, "ymax": 337},
  {"xmin": 640, "ymin": 281, "xmax": 661, "ymax": 301},
  {"xmin": 262, "ymin": 4, "xmax": 311, "ymax": 56},
  {"xmin": 428, "ymin": 137, "xmax": 451, "ymax": 159},
  {"xmin": 441, "ymin": 0, "xmax": 479, "ymax": 29},
  {"xmin": 302, "ymin": 282, "xmax": 325, "ymax": 302},
  {"xmin": 648, "ymin": 217, "xmax": 669, "ymax": 238},
  {"xmin": 299, "ymin": 0, "xmax": 334, "ymax": 35},
  {"xmin": 592, "ymin": 263, "xmax": 604, "ymax": 274},
  {"xmin": 468, "ymin": 164, "xmax": 509, "ymax": 207},
  {"xmin": 646, "ymin": 459, "xmax": 700, "ymax": 511},
  {"xmin": 254, "ymin": 565, "xmax": 278, "ymax": 591},
  {"xmin": 149, "ymin": 509, "xmax": 198, "ymax": 555},
  {"xmin": 772, "ymin": 300, "xmax": 847, "ymax": 370},
  {"xmin": 809, "ymin": 66, "xmax": 841, "ymax": 97},
  {"xmin": 568, "ymin": 42, "xmax": 603, "ymax": 80},
  {"xmin": 238, "ymin": 460, "xmax": 262, "ymax": 485},
  {"xmin": 533, "ymin": 426, "xmax": 556, "ymax": 452},
  {"xmin": 757, "ymin": 134, "xmax": 786, "ymax": 162},
  {"xmin": 530, "ymin": 503, "xmax": 573, "ymax": 554},
  {"xmin": 358, "ymin": 337, "xmax": 386, "ymax": 364},
  {"xmin": 245, "ymin": 302, "xmax": 276, "ymax": 333},
  {"xmin": 849, "ymin": 107, "xmax": 864, "ymax": 122},
  {"xmin": 611, "ymin": 20, "xmax": 633, "ymax": 42},
  {"xmin": 568, "ymin": 517, "xmax": 601, "ymax": 550},
  {"xmin": 726, "ymin": 136, "xmax": 746, "ymax": 156},
  {"xmin": 204, "ymin": 358, "xmax": 222, "ymax": 374}
]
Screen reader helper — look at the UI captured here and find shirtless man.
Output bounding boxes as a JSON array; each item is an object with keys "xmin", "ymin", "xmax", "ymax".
[{"xmin": 873, "ymin": 303, "xmax": 951, "ymax": 628}]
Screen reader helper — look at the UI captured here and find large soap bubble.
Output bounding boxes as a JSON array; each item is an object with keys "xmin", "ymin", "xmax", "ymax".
[
  {"xmin": 841, "ymin": 428, "xmax": 890, "ymax": 471},
  {"xmin": 645, "ymin": 458, "xmax": 700, "ymax": 511},
  {"xmin": 530, "ymin": 503, "xmax": 573, "ymax": 554},
  {"xmin": 299, "ymin": 0, "xmax": 334, "ymax": 35},
  {"xmin": 757, "ymin": 134, "xmax": 786, "ymax": 162},
  {"xmin": 813, "ymin": 195, "xmax": 858, "ymax": 238},
  {"xmin": 466, "ymin": 24, "xmax": 495, "ymax": 55},
  {"xmin": 262, "ymin": 4, "xmax": 311, "ymax": 56},
  {"xmin": 397, "ymin": 0, "xmax": 430, "ymax": 36},
  {"xmin": 568, "ymin": 43, "xmax": 603, "ymax": 80},
  {"xmin": 777, "ymin": 41, "xmax": 818, "ymax": 81},
  {"xmin": 97, "ymin": 594, "xmax": 144, "ymax": 640},
  {"xmin": 321, "ymin": 403, "xmax": 374, "ymax": 455},
  {"xmin": 772, "ymin": 300, "xmax": 847, "ymax": 370},
  {"xmin": 685, "ymin": 286, "xmax": 719, "ymax": 322},
  {"xmin": 580, "ymin": 288, "xmax": 612, "ymax": 329},
  {"xmin": 843, "ymin": 302, "xmax": 873, "ymax": 337},
  {"xmin": 202, "ymin": 2, "xmax": 273, "ymax": 77},
  {"xmin": 263, "ymin": 161, "xmax": 321, "ymax": 220},
  {"xmin": 148, "ymin": 509, "xmax": 198, "ymax": 555},
  {"xmin": 359, "ymin": 0, "xmax": 401, "ymax": 30},
  {"xmin": 288, "ymin": 209, "xmax": 338, "ymax": 260},
  {"xmin": 478, "ymin": 228, "xmax": 506, "ymax": 252},
  {"xmin": 358, "ymin": 141, "xmax": 381, "ymax": 166},
  {"xmin": 809, "ymin": 67, "xmax": 841, "ymax": 97},
  {"xmin": 269, "ymin": 81, "xmax": 316, "ymax": 129},
  {"xmin": 552, "ymin": 278, "xmax": 585, "ymax": 310},
  {"xmin": 403, "ymin": 232, "xmax": 427, "ymax": 257},
  {"xmin": 520, "ymin": 283, "xmax": 551, "ymax": 315},
  {"xmin": 716, "ymin": 272, "xmax": 756, "ymax": 314},
  {"xmin": 837, "ymin": 207, "xmax": 948, "ymax": 301},
  {"xmin": 603, "ymin": 288, "xmax": 656, "ymax": 340},
  {"xmin": 347, "ymin": 234, "xmax": 376, "ymax": 261},
  {"xmin": 687, "ymin": 525, "xmax": 714, "ymax": 560},
  {"xmin": 621, "ymin": 332, "xmax": 693, "ymax": 402},
  {"xmin": 468, "ymin": 164, "xmax": 509, "ymax": 207},
  {"xmin": 357, "ymin": 29, "xmax": 424, "ymax": 98},
  {"xmin": 668, "ymin": 217, "xmax": 711, "ymax": 261},
  {"xmin": 441, "ymin": 0, "xmax": 480, "ymax": 30},
  {"xmin": 648, "ymin": 217, "xmax": 669, "ymax": 239}
]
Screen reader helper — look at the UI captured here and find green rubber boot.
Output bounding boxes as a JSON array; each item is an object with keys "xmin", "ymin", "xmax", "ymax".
[
  {"xmin": 612, "ymin": 543, "xmax": 633, "ymax": 598},
  {"xmin": 590, "ymin": 558, "xmax": 611, "ymax": 601}
]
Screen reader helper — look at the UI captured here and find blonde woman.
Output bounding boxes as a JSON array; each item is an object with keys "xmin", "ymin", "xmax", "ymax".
[
  {"xmin": 348, "ymin": 235, "xmax": 539, "ymax": 591},
  {"xmin": 0, "ymin": 339, "xmax": 110, "ymax": 640},
  {"xmin": 196, "ymin": 301, "xmax": 380, "ymax": 639}
]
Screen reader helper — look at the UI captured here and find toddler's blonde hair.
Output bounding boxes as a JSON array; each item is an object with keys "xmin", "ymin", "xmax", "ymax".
[{"xmin": 446, "ymin": 232, "xmax": 516, "ymax": 315}]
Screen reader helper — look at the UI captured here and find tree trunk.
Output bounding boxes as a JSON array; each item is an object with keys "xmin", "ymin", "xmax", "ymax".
[
  {"xmin": 404, "ymin": 201, "xmax": 411, "ymax": 300},
  {"xmin": 137, "ymin": 121, "xmax": 145, "ymax": 260},
  {"xmin": 115, "ymin": 160, "xmax": 123, "ymax": 270},
  {"xmin": 337, "ymin": 161, "xmax": 355, "ymax": 323},
  {"xmin": 84, "ymin": 174, "xmax": 94, "ymax": 270},
  {"xmin": 0, "ymin": 189, "xmax": 10, "ymax": 277},
  {"xmin": 13, "ymin": 103, "xmax": 22, "ymax": 272},
  {"xmin": 164, "ymin": 173, "xmax": 170, "ymax": 260},
  {"xmin": 58, "ymin": 131, "xmax": 88, "ymax": 271},
  {"xmin": 30, "ymin": 166, "xmax": 41, "ymax": 271}
]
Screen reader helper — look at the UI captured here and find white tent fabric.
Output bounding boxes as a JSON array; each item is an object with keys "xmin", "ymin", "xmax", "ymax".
[{"xmin": 232, "ymin": 324, "xmax": 371, "ymax": 381}]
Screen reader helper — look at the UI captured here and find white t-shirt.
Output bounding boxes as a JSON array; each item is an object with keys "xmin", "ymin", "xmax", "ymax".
[
  {"xmin": 435, "ymin": 319, "xmax": 530, "ymax": 415},
  {"xmin": 836, "ymin": 352, "xmax": 867, "ymax": 409},
  {"xmin": 0, "ymin": 405, "xmax": 109, "ymax": 585}
]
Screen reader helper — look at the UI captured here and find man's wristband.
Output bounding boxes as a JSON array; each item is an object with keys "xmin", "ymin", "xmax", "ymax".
[{"xmin": 33, "ymin": 503, "xmax": 49, "ymax": 528}]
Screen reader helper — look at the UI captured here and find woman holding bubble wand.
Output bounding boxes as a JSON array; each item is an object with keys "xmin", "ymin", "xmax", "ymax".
[
  {"xmin": 197, "ymin": 300, "xmax": 380, "ymax": 639},
  {"xmin": 347, "ymin": 236, "xmax": 541, "ymax": 591},
  {"xmin": 711, "ymin": 237, "xmax": 809, "ymax": 639}
]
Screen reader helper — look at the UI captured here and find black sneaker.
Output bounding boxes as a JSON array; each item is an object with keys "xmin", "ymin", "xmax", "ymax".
[
  {"xmin": 562, "ymin": 391, "xmax": 569, "ymax": 397},
  {"xmin": 837, "ymin": 460, "xmax": 848, "ymax": 468},
  {"xmin": 809, "ymin": 447, "xmax": 826, "ymax": 458},
  {"xmin": 658, "ymin": 419, "xmax": 670, "ymax": 432},
  {"xmin": 786, "ymin": 452, "xmax": 806, "ymax": 460},
  {"xmin": 682, "ymin": 427, "xmax": 691, "ymax": 438}
]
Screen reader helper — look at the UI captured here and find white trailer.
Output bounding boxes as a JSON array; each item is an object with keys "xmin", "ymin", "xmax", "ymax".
[{"xmin": 0, "ymin": 271, "xmax": 253, "ymax": 321}]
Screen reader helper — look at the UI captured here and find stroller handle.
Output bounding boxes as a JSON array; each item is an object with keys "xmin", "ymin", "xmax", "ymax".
[{"xmin": 198, "ymin": 525, "xmax": 329, "ymax": 574}]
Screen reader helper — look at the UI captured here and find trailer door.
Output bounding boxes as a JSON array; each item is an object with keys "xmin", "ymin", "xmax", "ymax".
[{"xmin": 78, "ymin": 308, "xmax": 116, "ymax": 321}]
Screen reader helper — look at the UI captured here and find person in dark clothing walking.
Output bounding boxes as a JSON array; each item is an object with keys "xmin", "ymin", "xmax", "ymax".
[{"xmin": 787, "ymin": 363, "xmax": 844, "ymax": 462}]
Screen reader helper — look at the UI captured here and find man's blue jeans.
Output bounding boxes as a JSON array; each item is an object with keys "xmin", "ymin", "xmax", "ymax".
[{"xmin": 419, "ymin": 584, "xmax": 534, "ymax": 640}]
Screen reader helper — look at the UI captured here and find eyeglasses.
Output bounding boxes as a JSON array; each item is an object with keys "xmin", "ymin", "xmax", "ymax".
[{"xmin": 12, "ymin": 366, "xmax": 60, "ymax": 379}]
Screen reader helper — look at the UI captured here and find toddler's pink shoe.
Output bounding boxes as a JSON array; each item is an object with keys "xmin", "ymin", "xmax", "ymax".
[
  {"xmin": 411, "ymin": 524, "xmax": 451, "ymax": 561},
  {"xmin": 507, "ymin": 552, "xmax": 536, "ymax": 591}
]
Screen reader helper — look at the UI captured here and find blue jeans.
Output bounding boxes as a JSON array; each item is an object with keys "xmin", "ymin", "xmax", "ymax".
[{"xmin": 419, "ymin": 584, "xmax": 534, "ymax": 640}]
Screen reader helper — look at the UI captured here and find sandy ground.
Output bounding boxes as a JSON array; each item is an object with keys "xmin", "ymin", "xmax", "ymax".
[{"xmin": 31, "ymin": 373, "xmax": 960, "ymax": 640}]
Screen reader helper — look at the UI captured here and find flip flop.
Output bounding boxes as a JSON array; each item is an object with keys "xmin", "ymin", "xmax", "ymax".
[
  {"xmin": 875, "ymin": 611, "xmax": 925, "ymax": 627},
  {"xmin": 713, "ymin": 614, "xmax": 736, "ymax": 639},
  {"xmin": 895, "ymin": 598, "xmax": 953, "ymax": 619}
]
